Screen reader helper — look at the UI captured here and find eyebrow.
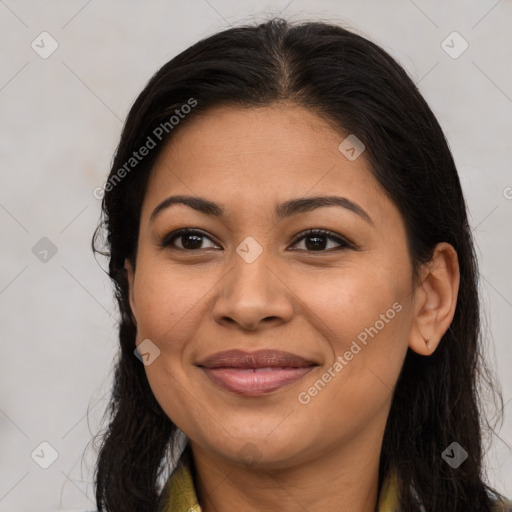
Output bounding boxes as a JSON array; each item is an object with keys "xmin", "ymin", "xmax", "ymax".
[{"xmin": 150, "ymin": 194, "xmax": 374, "ymax": 226}]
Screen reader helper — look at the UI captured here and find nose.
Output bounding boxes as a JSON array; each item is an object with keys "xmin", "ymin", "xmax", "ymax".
[{"xmin": 212, "ymin": 248, "xmax": 294, "ymax": 332}]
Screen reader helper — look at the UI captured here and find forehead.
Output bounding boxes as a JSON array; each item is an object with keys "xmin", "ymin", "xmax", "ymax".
[{"xmin": 142, "ymin": 104, "xmax": 395, "ymax": 226}]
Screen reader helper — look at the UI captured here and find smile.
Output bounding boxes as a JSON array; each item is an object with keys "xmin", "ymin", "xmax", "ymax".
[{"xmin": 196, "ymin": 349, "xmax": 318, "ymax": 397}]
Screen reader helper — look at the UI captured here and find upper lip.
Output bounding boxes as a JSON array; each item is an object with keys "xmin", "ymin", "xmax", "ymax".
[{"xmin": 196, "ymin": 349, "xmax": 318, "ymax": 369}]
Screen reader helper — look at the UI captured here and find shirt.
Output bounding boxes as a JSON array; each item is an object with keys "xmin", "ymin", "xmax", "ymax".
[{"xmin": 157, "ymin": 445, "xmax": 512, "ymax": 512}]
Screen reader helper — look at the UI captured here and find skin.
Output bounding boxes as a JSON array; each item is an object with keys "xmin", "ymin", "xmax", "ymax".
[{"xmin": 125, "ymin": 103, "xmax": 460, "ymax": 512}]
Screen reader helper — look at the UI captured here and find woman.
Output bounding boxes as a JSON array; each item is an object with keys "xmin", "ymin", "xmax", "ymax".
[{"xmin": 92, "ymin": 17, "xmax": 511, "ymax": 512}]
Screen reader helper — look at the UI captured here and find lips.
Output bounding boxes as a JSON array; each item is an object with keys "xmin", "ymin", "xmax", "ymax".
[{"xmin": 196, "ymin": 349, "xmax": 318, "ymax": 396}]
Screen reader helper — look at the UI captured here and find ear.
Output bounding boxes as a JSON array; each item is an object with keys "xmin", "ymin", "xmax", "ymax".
[
  {"xmin": 124, "ymin": 258, "xmax": 137, "ymax": 324},
  {"xmin": 409, "ymin": 242, "xmax": 460, "ymax": 356}
]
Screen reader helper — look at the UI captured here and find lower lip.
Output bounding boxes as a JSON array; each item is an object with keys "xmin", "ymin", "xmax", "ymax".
[{"xmin": 200, "ymin": 366, "xmax": 316, "ymax": 396}]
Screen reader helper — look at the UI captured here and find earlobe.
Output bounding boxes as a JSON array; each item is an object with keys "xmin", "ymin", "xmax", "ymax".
[{"xmin": 409, "ymin": 242, "xmax": 460, "ymax": 356}]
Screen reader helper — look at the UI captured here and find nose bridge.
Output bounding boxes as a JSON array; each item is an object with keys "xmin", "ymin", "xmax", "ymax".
[
  {"xmin": 212, "ymin": 238, "xmax": 293, "ymax": 330},
  {"xmin": 227, "ymin": 239, "xmax": 274, "ymax": 307}
]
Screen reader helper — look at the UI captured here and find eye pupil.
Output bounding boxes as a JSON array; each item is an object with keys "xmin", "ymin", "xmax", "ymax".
[
  {"xmin": 305, "ymin": 236, "xmax": 327, "ymax": 251},
  {"xmin": 182, "ymin": 234, "xmax": 203, "ymax": 249}
]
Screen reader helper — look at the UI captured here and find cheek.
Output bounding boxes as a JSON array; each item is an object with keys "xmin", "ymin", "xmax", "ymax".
[
  {"xmin": 131, "ymin": 256, "xmax": 216, "ymax": 346},
  {"xmin": 131, "ymin": 256, "xmax": 224, "ymax": 421},
  {"xmin": 131, "ymin": 257, "xmax": 217, "ymax": 434},
  {"xmin": 294, "ymin": 265, "xmax": 410, "ymax": 408},
  {"xmin": 299, "ymin": 264, "xmax": 407, "ymax": 347}
]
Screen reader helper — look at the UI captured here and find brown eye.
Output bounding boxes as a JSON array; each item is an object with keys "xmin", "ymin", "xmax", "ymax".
[
  {"xmin": 160, "ymin": 229, "xmax": 220, "ymax": 251},
  {"xmin": 289, "ymin": 229, "xmax": 353, "ymax": 252}
]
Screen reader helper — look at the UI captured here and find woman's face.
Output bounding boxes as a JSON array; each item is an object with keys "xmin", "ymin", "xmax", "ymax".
[{"xmin": 126, "ymin": 104, "xmax": 422, "ymax": 469}]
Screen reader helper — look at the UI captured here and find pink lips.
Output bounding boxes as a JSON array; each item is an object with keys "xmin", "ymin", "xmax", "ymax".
[{"xmin": 196, "ymin": 349, "xmax": 317, "ymax": 397}]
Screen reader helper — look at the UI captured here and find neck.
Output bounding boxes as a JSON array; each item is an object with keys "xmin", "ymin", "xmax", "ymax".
[{"xmin": 190, "ymin": 425, "xmax": 385, "ymax": 512}]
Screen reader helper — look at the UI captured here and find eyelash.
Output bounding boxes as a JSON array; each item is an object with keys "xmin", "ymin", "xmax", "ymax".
[{"xmin": 159, "ymin": 228, "xmax": 355, "ymax": 252}]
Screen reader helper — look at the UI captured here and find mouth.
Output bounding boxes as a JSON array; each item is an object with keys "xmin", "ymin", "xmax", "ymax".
[{"xmin": 196, "ymin": 349, "xmax": 318, "ymax": 397}]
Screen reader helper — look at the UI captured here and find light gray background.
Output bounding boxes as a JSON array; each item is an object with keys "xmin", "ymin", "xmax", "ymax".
[{"xmin": 1, "ymin": 1, "xmax": 511, "ymax": 510}]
